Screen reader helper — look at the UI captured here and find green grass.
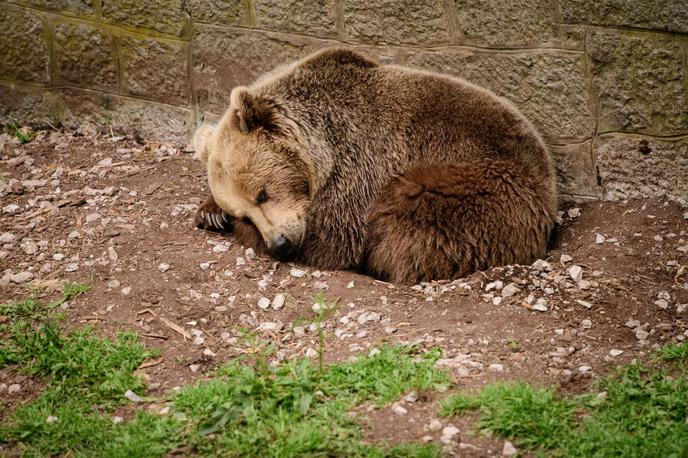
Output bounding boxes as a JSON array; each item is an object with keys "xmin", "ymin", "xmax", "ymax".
[
  {"xmin": 440, "ymin": 341, "xmax": 688, "ymax": 457},
  {"xmin": 1, "ymin": 288, "xmax": 450, "ymax": 457}
]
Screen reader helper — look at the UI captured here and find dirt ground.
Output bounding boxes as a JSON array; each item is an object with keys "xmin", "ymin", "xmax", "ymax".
[{"xmin": 1, "ymin": 128, "xmax": 687, "ymax": 455}]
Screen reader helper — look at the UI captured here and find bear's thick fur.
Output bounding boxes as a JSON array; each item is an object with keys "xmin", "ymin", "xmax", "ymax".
[{"xmin": 193, "ymin": 48, "xmax": 557, "ymax": 283}]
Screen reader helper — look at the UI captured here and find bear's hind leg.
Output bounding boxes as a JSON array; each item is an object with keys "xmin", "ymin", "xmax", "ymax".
[{"xmin": 362, "ymin": 161, "xmax": 554, "ymax": 284}]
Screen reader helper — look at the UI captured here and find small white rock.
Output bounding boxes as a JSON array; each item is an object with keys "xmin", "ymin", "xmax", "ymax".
[
  {"xmin": 581, "ymin": 319, "xmax": 592, "ymax": 329},
  {"xmin": 568, "ymin": 265, "xmax": 583, "ymax": 283},
  {"xmin": 489, "ymin": 363, "xmax": 504, "ymax": 372},
  {"xmin": 595, "ymin": 233, "xmax": 606, "ymax": 244},
  {"xmin": 245, "ymin": 248, "xmax": 256, "ymax": 259},
  {"xmin": 305, "ymin": 348, "xmax": 318, "ymax": 358},
  {"xmin": 85, "ymin": 213, "xmax": 101, "ymax": 223},
  {"xmin": 124, "ymin": 390, "xmax": 144, "ymax": 403},
  {"xmin": 121, "ymin": 286, "xmax": 132, "ymax": 295},
  {"xmin": 203, "ymin": 348, "xmax": 216, "ymax": 358},
  {"xmin": 0, "ymin": 232, "xmax": 15, "ymax": 243},
  {"xmin": 575, "ymin": 299, "xmax": 593, "ymax": 309},
  {"xmin": 10, "ymin": 271, "xmax": 34, "ymax": 284},
  {"xmin": 391, "ymin": 404, "xmax": 408, "ymax": 416},
  {"xmin": 532, "ymin": 298, "xmax": 548, "ymax": 312},
  {"xmin": 427, "ymin": 419, "xmax": 443, "ymax": 432},
  {"xmin": 290, "ymin": 268, "xmax": 306, "ymax": 278},
  {"xmin": 609, "ymin": 349, "xmax": 624, "ymax": 357},
  {"xmin": 272, "ymin": 293, "xmax": 285, "ymax": 310},
  {"xmin": 258, "ymin": 297, "xmax": 271, "ymax": 310},
  {"xmin": 158, "ymin": 263, "xmax": 170, "ymax": 273},
  {"xmin": 199, "ymin": 262, "xmax": 211, "ymax": 270},
  {"xmin": 502, "ymin": 440, "xmax": 518, "ymax": 456},
  {"xmin": 560, "ymin": 254, "xmax": 573, "ymax": 264},
  {"xmin": 567, "ymin": 208, "xmax": 581, "ymax": 218}
]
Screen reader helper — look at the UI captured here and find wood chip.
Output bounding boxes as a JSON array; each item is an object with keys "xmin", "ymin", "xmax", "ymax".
[
  {"xmin": 159, "ymin": 316, "xmax": 191, "ymax": 340},
  {"xmin": 138, "ymin": 358, "xmax": 164, "ymax": 370}
]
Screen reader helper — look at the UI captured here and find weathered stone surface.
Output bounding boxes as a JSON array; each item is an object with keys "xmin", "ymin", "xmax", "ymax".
[
  {"xmin": 561, "ymin": 0, "xmax": 688, "ymax": 33},
  {"xmin": 550, "ymin": 142, "xmax": 597, "ymax": 198},
  {"xmin": 344, "ymin": 0, "xmax": 450, "ymax": 45},
  {"xmin": 55, "ymin": 21, "xmax": 117, "ymax": 91},
  {"xmin": 187, "ymin": 0, "xmax": 251, "ymax": 26},
  {"xmin": 454, "ymin": 0, "xmax": 556, "ymax": 47},
  {"xmin": 588, "ymin": 31, "xmax": 688, "ymax": 135},
  {"xmin": 255, "ymin": 0, "xmax": 337, "ymax": 36},
  {"xmin": 120, "ymin": 37, "xmax": 189, "ymax": 105},
  {"xmin": 192, "ymin": 28, "xmax": 327, "ymax": 113},
  {"xmin": 103, "ymin": 0, "xmax": 188, "ymax": 36},
  {"xmin": 406, "ymin": 49, "xmax": 594, "ymax": 140},
  {"xmin": 22, "ymin": 0, "xmax": 94, "ymax": 15},
  {"xmin": 595, "ymin": 134, "xmax": 688, "ymax": 205},
  {"xmin": 0, "ymin": 83, "xmax": 192, "ymax": 142},
  {"xmin": 0, "ymin": 7, "xmax": 50, "ymax": 84}
]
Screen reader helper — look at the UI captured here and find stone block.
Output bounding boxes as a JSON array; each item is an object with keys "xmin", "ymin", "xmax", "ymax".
[
  {"xmin": 187, "ymin": 0, "xmax": 251, "ymax": 26},
  {"xmin": 561, "ymin": 0, "xmax": 688, "ymax": 34},
  {"xmin": 22, "ymin": 0, "xmax": 94, "ymax": 15},
  {"xmin": 120, "ymin": 36, "xmax": 189, "ymax": 105},
  {"xmin": 343, "ymin": 0, "xmax": 450, "ymax": 45},
  {"xmin": 0, "ymin": 7, "xmax": 50, "ymax": 84},
  {"xmin": 255, "ymin": 0, "xmax": 337, "ymax": 36},
  {"xmin": 192, "ymin": 28, "xmax": 327, "ymax": 113},
  {"xmin": 595, "ymin": 134, "xmax": 688, "ymax": 205},
  {"xmin": 454, "ymin": 0, "xmax": 557, "ymax": 47},
  {"xmin": 103, "ymin": 0, "xmax": 188, "ymax": 36},
  {"xmin": 406, "ymin": 49, "xmax": 594, "ymax": 141},
  {"xmin": 588, "ymin": 31, "xmax": 688, "ymax": 135},
  {"xmin": 550, "ymin": 142, "xmax": 597, "ymax": 198},
  {"xmin": 54, "ymin": 21, "xmax": 117, "ymax": 91}
]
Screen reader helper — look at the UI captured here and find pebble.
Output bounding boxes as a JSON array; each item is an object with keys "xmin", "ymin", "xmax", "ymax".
[
  {"xmin": 567, "ymin": 208, "xmax": 581, "ymax": 218},
  {"xmin": 107, "ymin": 279, "xmax": 121, "ymax": 289},
  {"xmin": 203, "ymin": 348, "xmax": 216, "ymax": 358},
  {"xmin": 0, "ymin": 232, "xmax": 15, "ymax": 243},
  {"xmin": 391, "ymin": 404, "xmax": 408, "ymax": 416},
  {"xmin": 531, "ymin": 259, "xmax": 552, "ymax": 272},
  {"xmin": 8, "ymin": 384, "xmax": 21, "ymax": 394},
  {"xmin": 624, "ymin": 319, "xmax": 640, "ymax": 328},
  {"xmin": 212, "ymin": 243, "xmax": 229, "ymax": 253},
  {"xmin": 489, "ymin": 363, "xmax": 504, "ymax": 372},
  {"xmin": 485, "ymin": 280, "xmax": 503, "ymax": 292},
  {"xmin": 189, "ymin": 364, "xmax": 201, "ymax": 373},
  {"xmin": 635, "ymin": 329, "xmax": 650, "ymax": 340},
  {"xmin": 440, "ymin": 425, "xmax": 460, "ymax": 444},
  {"xmin": 578, "ymin": 365, "xmax": 592, "ymax": 373},
  {"xmin": 501, "ymin": 283, "xmax": 519, "ymax": 298},
  {"xmin": 655, "ymin": 299, "xmax": 669, "ymax": 309},
  {"xmin": 64, "ymin": 263, "xmax": 79, "ymax": 272},
  {"xmin": 124, "ymin": 390, "xmax": 144, "ymax": 403},
  {"xmin": 305, "ymin": 348, "xmax": 318, "ymax": 358},
  {"xmin": 236, "ymin": 257, "xmax": 246, "ymax": 266},
  {"xmin": 272, "ymin": 294, "xmax": 285, "ymax": 310},
  {"xmin": 290, "ymin": 268, "xmax": 306, "ymax": 278},
  {"xmin": 502, "ymin": 440, "xmax": 518, "ymax": 456},
  {"xmin": 158, "ymin": 263, "xmax": 170, "ymax": 272},
  {"xmin": 427, "ymin": 419, "xmax": 443, "ymax": 432},
  {"xmin": 199, "ymin": 262, "xmax": 211, "ymax": 270},
  {"xmin": 3, "ymin": 204, "xmax": 20, "ymax": 214},
  {"xmin": 568, "ymin": 265, "xmax": 583, "ymax": 283},
  {"xmin": 595, "ymin": 234, "xmax": 606, "ymax": 244},
  {"xmin": 52, "ymin": 253, "xmax": 65, "ymax": 261},
  {"xmin": 258, "ymin": 322, "xmax": 283, "ymax": 332},
  {"xmin": 492, "ymin": 296, "xmax": 503, "ymax": 305},
  {"xmin": 347, "ymin": 281, "xmax": 355, "ymax": 288},
  {"xmin": 10, "ymin": 271, "xmax": 34, "ymax": 284},
  {"xmin": 560, "ymin": 254, "xmax": 572, "ymax": 264},
  {"xmin": 121, "ymin": 286, "xmax": 132, "ymax": 295},
  {"xmin": 609, "ymin": 349, "xmax": 624, "ymax": 357},
  {"xmin": 581, "ymin": 319, "xmax": 592, "ymax": 329},
  {"xmin": 46, "ymin": 415, "xmax": 58, "ymax": 424},
  {"xmin": 293, "ymin": 326, "xmax": 306, "ymax": 338},
  {"xmin": 257, "ymin": 297, "xmax": 271, "ymax": 309},
  {"xmin": 85, "ymin": 213, "xmax": 101, "ymax": 223},
  {"xmin": 245, "ymin": 248, "xmax": 256, "ymax": 259},
  {"xmin": 532, "ymin": 298, "xmax": 548, "ymax": 312}
]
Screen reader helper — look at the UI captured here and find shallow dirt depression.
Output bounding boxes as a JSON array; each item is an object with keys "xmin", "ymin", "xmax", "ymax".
[{"xmin": 0, "ymin": 128, "xmax": 687, "ymax": 455}]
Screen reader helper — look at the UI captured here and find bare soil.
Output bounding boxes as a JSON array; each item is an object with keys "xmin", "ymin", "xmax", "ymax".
[{"xmin": 1, "ymin": 129, "xmax": 687, "ymax": 455}]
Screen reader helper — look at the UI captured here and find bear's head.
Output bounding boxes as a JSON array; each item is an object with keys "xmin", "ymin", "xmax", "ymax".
[{"xmin": 193, "ymin": 86, "xmax": 316, "ymax": 261}]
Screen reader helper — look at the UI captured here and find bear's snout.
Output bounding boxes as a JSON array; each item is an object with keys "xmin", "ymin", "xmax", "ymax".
[{"xmin": 269, "ymin": 234, "xmax": 297, "ymax": 261}]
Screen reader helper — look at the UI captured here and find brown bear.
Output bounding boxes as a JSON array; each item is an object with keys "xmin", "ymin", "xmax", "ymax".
[{"xmin": 193, "ymin": 48, "xmax": 557, "ymax": 284}]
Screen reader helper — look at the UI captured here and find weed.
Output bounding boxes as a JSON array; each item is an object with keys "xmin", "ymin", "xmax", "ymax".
[
  {"xmin": 505, "ymin": 337, "xmax": 520, "ymax": 352},
  {"xmin": 9, "ymin": 122, "xmax": 34, "ymax": 144},
  {"xmin": 657, "ymin": 340, "xmax": 688, "ymax": 362}
]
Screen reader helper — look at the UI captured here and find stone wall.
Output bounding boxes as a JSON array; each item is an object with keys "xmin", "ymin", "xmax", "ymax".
[{"xmin": 0, "ymin": 0, "xmax": 687, "ymax": 203}]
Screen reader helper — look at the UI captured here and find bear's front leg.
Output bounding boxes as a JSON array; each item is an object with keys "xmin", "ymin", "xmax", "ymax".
[
  {"xmin": 194, "ymin": 195, "xmax": 233, "ymax": 232},
  {"xmin": 194, "ymin": 194, "xmax": 268, "ymax": 254}
]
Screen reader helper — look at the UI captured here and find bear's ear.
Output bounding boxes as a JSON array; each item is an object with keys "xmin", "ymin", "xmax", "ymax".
[
  {"xmin": 230, "ymin": 87, "xmax": 281, "ymax": 134},
  {"xmin": 191, "ymin": 124, "xmax": 215, "ymax": 162}
]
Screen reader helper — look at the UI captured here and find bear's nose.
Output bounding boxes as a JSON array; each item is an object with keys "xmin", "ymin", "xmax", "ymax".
[{"xmin": 269, "ymin": 234, "xmax": 296, "ymax": 261}]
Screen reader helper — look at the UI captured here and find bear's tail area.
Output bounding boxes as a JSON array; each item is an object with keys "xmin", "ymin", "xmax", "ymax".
[{"xmin": 362, "ymin": 160, "xmax": 557, "ymax": 284}]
